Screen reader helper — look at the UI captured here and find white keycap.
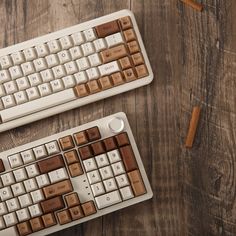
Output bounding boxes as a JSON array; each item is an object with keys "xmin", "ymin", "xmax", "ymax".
[
  {"xmin": 52, "ymin": 65, "xmax": 66, "ymax": 79},
  {"xmin": 0, "ymin": 70, "xmax": 11, "ymax": 84},
  {"xmin": 23, "ymin": 48, "xmax": 37, "ymax": 61},
  {"xmin": 45, "ymin": 141, "xmax": 60, "ymax": 155},
  {"xmin": 48, "ymin": 168, "xmax": 68, "ymax": 183},
  {"xmin": 87, "ymin": 170, "xmax": 101, "ymax": 184},
  {"xmin": 11, "ymin": 52, "xmax": 25, "ymax": 65},
  {"xmin": 40, "ymin": 69, "xmax": 54, "ymax": 82},
  {"xmin": 99, "ymin": 166, "xmax": 113, "ymax": 180},
  {"xmin": 4, "ymin": 80, "xmax": 17, "ymax": 94},
  {"xmin": 28, "ymin": 73, "xmax": 42, "ymax": 87},
  {"xmin": 0, "ymin": 187, "xmax": 13, "ymax": 201},
  {"xmin": 31, "ymin": 189, "xmax": 44, "ymax": 203},
  {"xmin": 64, "ymin": 61, "xmax": 78, "ymax": 75},
  {"xmin": 115, "ymin": 174, "xmax": 129, "ymax": 188},
  {"xmin": 1, "ymin": 172, "xmax": 15, "ymax": 186},
  {"xmin": 33, "ymin": 145, "xmax": 47, "ymax": 159},
  {"xmin": 62, "ymin": 75, "xmax": 75, "ymax": 89},
  {"xmin": 2, "ymin": 95, "xmax": 15, "ymax": 108},
  {"xmin": 48, "ymin": 40, "xmax": 61, "ymax": 53},
  {"xmin": 8, "ymin": 153, "xmax": 22, "ymax": 168},
  {"xmin": 91, "ymin": 182, "xmax": 105, "ymax": 197},
  {"xmin": 71, "ymin": 32, "xmax": 85, "ymax": 45},
  {"xmin": 46, "ymin": 54, "xmax": 59, "ymax": 68},
  {"xmin": 13, "ymin": 168, "xmax": 27, "ymax": 182},
  {"xmin": 105, "ymin": 32, "xmax": 124, "ymax": 48},
  {"xmin": 36, "ymin": 174, "xmax": 49, "ymax": 188},
  {"xmin": 21, "ymin": 150, "xmax": 35, "ymax": 164},
  {"xmin": 26, "ymin": 87, "xmax": 40, "ymax": 101},
  {"xmin": 35, "ymin": 44, "xmax": 49, "ymax": 57},
  {"xmin": 74, "ymin": 71, "xmax": 88, "ymax": 84},
  {"xmin": 21, "ymin": 62, "xmax": 35, "ymax": 75},
  {"xmin": 33, "ymin": 58, "xmax": 47, "ymax": 72},
  {"xmin": 76, "ymin": 57, "xmax": 90, "ymax": 71},
  {"xmin": 24, "ymin": 178, "xmax": 37, "ymax": 192},
  {"xmin": 3, "ymin": 212, "xmax": 17, "ymax": 227},
  {"xmin": 11, "ymin": 182, "xmax": 25, "ymax": 197},
  {"xmin": 69, "ymin": 46, "xmax": 83, "ymax": 60},
  {"xmin": 0, "ymin": 216, "xmax": 5, "ymax": 230},
  {"xmin": 58, "ymin": 50, "xmax": 71, "ymax": 64},
  {"xmin": 6, "ymin": 198, "xmax": 20, "ymax": 212},
  {"xmin": 107, "ymin": 149, "xmax": 121, "ymax": 163},
  {"xmin": 0, "ymin": 56, "xmax": 12, "ymax": 69},
  {"xmin": 60, "ymin": 36, "xmax": 73, "ymax": 49},
  {"xmin": 81, "ymin": 42, "xmax": 95, "ymax": 56},
  {"xmin": 16, "ymin": 77, "xmax": 30, "ymax": 90},
  {"xmin": 88, "ymin": 53, "xmax": 101, "ymax": 67},
  {"xmin": 16, "ymin": 208, "xmax": 30, "ymax": 222},
  {"xmin": 28, "ymin": 204, "xmax": 42, "ymax": 217},
  {"xmin": 0, "ymin": 202, "xmax": 7, "ymax": 216},
  {"xmin": 111, "ymin": 162, "xmax": 125, "ymax": 176},
  {"xmin": 14, "ymin": 91, "xmax": 28, "ymax": 105},
  {"xmin": 18, "ymin": 194, "xmax": 32, "ymax": 208},
  {"xmin": 25, "ymin": 164, "xmax": 39, "ymax": 178},
  {"xmin": 83, "ymin": 158, "xmax": 97, "ymax": 172},
  {"xmin": 50, "ymin": 79, "xmax": 64, "ymax": 92},
  {"xmin": 94, "ymin": 38, "xmax": 107, "ymax": 52},
  {"xmin": 103, "ymin": 178, "xmax": 117, "ymax": 192},
  {"xmin": 83, "ymin": 28, "xmax": 96, "ymax": 41},
  {"xmin": 0, "ymin": 84, "xmax": 6, "ymax": 97},
  {"xmin": 38, "ymin": 83, "xmax": 52, "ymax": 97},
  {"xmin": 86, "ymin": 67, "xmax": 99, "ymax": 80},
  {"xmin": 95, "ymin": 154, "xmax": 109, "ymax": 168},
  {"xmin": 9, "ymin": 65, "xmax": 23, "ymax": 79},
  {"xmin": 98, "ymin": 61, "xmax": 120, "ymax": 76},
  {"xmin": 120, "ymin": 186, "xmax": 134, "ymax": 200},
  {"xmin": 95, "ymin": 190, "xmax": 122, "ymax": 209}
]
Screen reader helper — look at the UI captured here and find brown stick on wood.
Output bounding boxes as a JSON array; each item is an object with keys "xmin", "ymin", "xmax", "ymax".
[
  {"xmin": 185, "ymin": 106, "xmax": 201, "ymax": 148},
  {"xmin": 180, "ymin": 0, "xmax": 203, "ymax": 11}
]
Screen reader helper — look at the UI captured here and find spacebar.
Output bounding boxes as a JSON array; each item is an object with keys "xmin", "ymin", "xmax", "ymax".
[{"xmin": 0, "ymin": 89, "xmax": 77, "ymax": 123}]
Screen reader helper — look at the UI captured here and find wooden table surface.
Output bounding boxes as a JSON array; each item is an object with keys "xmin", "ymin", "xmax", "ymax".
[{"xmin": 0, "ymin": 0, "xmax": 236, "ymax": 235}]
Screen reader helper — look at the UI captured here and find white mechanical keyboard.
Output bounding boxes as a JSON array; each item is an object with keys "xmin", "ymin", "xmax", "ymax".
[
  {"xmin": 0, "ymin": 112, "xmax": 153, "ymax": 236},
  {"xmin": 0, "ymin": 10, "xmax": 153, "ymax": 133}
]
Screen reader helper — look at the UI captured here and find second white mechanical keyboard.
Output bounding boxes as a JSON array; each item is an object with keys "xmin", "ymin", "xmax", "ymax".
[{"xmin": 0, "ymin": 10, "xmax": 153, "ymax": 132}]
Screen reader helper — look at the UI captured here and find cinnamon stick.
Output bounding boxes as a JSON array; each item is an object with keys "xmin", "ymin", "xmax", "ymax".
[{"xmin": 180, "ymin": 0, "xmax": 203, "ymax": 12}]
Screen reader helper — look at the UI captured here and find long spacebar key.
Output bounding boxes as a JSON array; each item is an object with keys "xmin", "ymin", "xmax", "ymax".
[
  {"xmin": 95, "ymin": 190, "xmax": 122, "ymax": 209},
  {"xmin": 0, "ymin": 89, "xmax": 77, "ymax": 123}
]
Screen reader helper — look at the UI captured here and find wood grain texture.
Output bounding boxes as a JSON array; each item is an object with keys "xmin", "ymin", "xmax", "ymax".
[{"xmin": 0, "ymin": 0, "xmax": 235, "ymax": 235}]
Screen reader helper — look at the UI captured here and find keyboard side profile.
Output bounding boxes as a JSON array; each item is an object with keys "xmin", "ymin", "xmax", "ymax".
[
  {"xmin": 0, "ymin": 9, "xmax": 153, "ymax": 132},
  {"xmin": 0, "ymin": 112, "xmax": 153, "ymax": 236}
]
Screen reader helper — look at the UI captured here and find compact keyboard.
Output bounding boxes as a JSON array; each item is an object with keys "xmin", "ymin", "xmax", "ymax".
[
  {"xmin": 0, "ymin": 112, "xmax": 153, "ymax": 236},
  {"xmin": 0, "ymin": 9, "xmax": 153, "ymax": 132}
]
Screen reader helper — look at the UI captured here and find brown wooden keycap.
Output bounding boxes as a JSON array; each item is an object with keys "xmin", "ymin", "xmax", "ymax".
[
  {"xmin": 91, "ymin": 141, "xmax": 105, "ymax": 155},
  {"xmin": 69, "ymin": 205, "xmax": 84, "ymax": 220},
  {"xmin": 59, "ymin": 135, "xmax": 74, "ymax": 151},
  {"xmin": 119, "ymin": 16, "xmax": 133, "ymax": 30},
  {"xmin": 95, "ymin": 20, "xmax": 120, "ymax": 38},
  {"xmin": 123, "ymin": 68, "xmax": 137, "ymax": 82},
  {"xmin": 78, "ymin": 145, "xmax": 93, "ymax": 160},
  {"xmin": 98, "ymin": 76, "xmax": 113, "ymax": 90},
  {"xmin": 64, "ymin": 150, "xmax": 79, "ymax": 165},
  {"xmin": 87, "ymin": 80, "xmax": 101, "ymax": 94},
  {"xmin": 74, "ymin": 131, "xmax": 88, "ymax": 146},
  {"xmin": 38, "ymin": 155, "xmax": 64, "ymax": 174},
  {"xmin": 42, "ymin": 213, "xmax": 57, "ymax": 228},
  {"xmin": 69, "ymin": 163, "xmax": 83, "ymax": 177},
  {"xmin": 100, "ymin": 44, "xmax": 127, "ymax": 63},
  {"xmin": 135, "ymin": 64, "xmax": 148, "ymax": 78},
  {"xmin": 128, "ymin": 170, "xmax": 146, "ymax": 196},
  {"xmin": 119, "ymin": 57, "xmax": 132, "ymax": 70},
  {"xmin": 30, "ymin": 217, "xmax": 44, "ymax": 232},
  {"xmin": 17, "ymin": 221, "xmax": 32, "ymax": 236},
  {"xmin": 41, "ymin": 196, "xmax": 65, "ymax": 214},
  {"xmin": 65, "ymin": 192, "xmax": 80, "ymax": 207},
  {"xmin": 120, "ymin": 145, "xmax": 138, "ymax": 171},
  {"xmin": 127, "ymin": 40, "xmax": 140, "ymax": 54},
  {"xmin": 86, "ymin": 126, "xmax": 101, "ymax": 141},
  {"xmin": 74, "ymin": 84, "xmax": 89, "ymax": 97},
  {"xmin": 0, "ymin": 159, "xmax": 5, "ymax": 173},
  {"xmin": 43, "ymin": 180, "xmax": 73, "ymax": 199},
  {"xmin": 123, "ymin": 29, "xmax": 136, "ymax": 42},
  {"xmin": 81, "ymin": 201, "xmax": 97, "ymax": 216},
  {"xmin": 115, "ymin": 133, "xmax": 130, "ymax": 146},
  {"xmin": 57, "ymin": 210, "xmax": 71, "ymax": 225},
  {"xmin": 131, "ymin": 52, "xmax": 144, "ymax": 66},
  {"xmin": 111, "ymin": 72, "xmax": 124, "ymax": 86},
  {"xmin": 103, "ymin": 137, "xmax": 117, "ymax": 151}
]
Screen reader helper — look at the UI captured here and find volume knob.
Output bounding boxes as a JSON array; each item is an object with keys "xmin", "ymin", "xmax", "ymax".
[{"xmin": 108, "ymin": 117, "xmax": 125, "ymax": 133}]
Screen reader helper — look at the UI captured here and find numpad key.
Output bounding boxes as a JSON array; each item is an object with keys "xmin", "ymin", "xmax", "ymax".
[
  {"xmin": 0, "ymin": 9, "xmax": 153, "ymax": 133},
  {"xmin": 0, "ymin": 112, "xmax": 153, "ymax": 236}
]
